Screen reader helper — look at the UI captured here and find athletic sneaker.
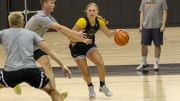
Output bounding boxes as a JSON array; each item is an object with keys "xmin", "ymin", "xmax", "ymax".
[
  {"xmin": 99, "ymin": 85, "xmax": 113, "ymax": 97},
  {"xmin": 88, "ymin": 86, "xmax": 96, "ymax": 98},
  {"xmin": 13, "ymin": 85, "xmax": 22, "ymax": 95},
  {"xmin": 136, "ymin": 64, "xmax": 149, "ymax": 70},
  {"xmin": 60, "ymin": 90, "xmax": 68, "ymax": 100},
  {"xmin": 154, "ymin": 63, "xmax": 159, "ymax": 71}
]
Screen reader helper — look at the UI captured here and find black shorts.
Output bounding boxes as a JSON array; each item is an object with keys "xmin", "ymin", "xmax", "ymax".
[
  {"xmin": 0, "ymin": 68, "xmax": 49, "ymax": 88},
  {"xmin": 69, "ymin": 42, "xmax": 96, "ymax": 58},
  {"xmin": 34, "ymin": 49, "xmax": 47, "ymax": 60},
  {"xmin": 141, "ymin": 28, "xmax": 163, "ymax": 45}
]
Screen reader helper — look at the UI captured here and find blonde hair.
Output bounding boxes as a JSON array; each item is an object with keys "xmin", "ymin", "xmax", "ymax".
[
  {"xmin": 8, "ymin": 12, "xmax": 24, "ymax": 27},
  {"xmin": 85, "ymin": 2, "xmax": 109, "ymax": 24}
]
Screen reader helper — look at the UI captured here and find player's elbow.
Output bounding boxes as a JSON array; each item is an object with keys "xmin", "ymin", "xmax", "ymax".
[
  {"xmin": 41, "ymin": 46, "xmax": 50, "ymax": 54},
  {"xmin": 39, "ymin": 42, "xmax": 51, "ymax": 54}
]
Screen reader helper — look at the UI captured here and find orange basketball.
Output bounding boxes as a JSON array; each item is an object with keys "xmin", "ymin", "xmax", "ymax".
[{"xmin": 114, "ymin": 30, "xmax": 129, "ymax": 46}]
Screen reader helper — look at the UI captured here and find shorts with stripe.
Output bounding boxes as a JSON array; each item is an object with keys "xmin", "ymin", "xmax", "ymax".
[
  {"xmin": 0, "ymin": 68, "xmax": 49, "ymax": 88},
  {"xmin": 69, "ymin": 42, "xmax": 96, "ymax": 59},
  {"xmin": 141, "ymin": 28, "xmax": 163, "ymax": 45}
]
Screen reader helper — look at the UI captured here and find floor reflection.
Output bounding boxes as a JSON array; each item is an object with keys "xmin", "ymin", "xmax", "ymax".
[{"xmin": 137, "ymin": 71, "xmax": 166, "ymax": 101}]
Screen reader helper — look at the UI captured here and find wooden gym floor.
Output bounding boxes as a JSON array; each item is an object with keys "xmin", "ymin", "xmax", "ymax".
[{"xmin": 1, "ymin": 27, "xmax": 180, "ymax": 101}]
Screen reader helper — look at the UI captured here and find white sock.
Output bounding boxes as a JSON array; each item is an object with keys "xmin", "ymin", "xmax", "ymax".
[
  {"xmin": 155, "ymin": 57, "xmax": 159, "ymax": 64},
  {"xmin": 142, "ymin": 56, "xmax": 147, "ymax": 64}
]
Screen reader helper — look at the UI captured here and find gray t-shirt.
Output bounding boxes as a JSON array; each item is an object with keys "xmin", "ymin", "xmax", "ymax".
[
  {"xmin": 139, "ymin": 0, "xmax": 168, "ymax": 28},
  {"xmin": 0, "ymin": 28, "xmax": 44, "ymax": 71},
  {"xmin": 25, "ymin": 10, "xmax": 57, "ymax": 37}
]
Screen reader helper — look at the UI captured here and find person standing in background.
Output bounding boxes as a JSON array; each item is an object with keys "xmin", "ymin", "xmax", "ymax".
[{"xmin": 136, "ymin": 0, "xmax": 168, "ymax": 71}]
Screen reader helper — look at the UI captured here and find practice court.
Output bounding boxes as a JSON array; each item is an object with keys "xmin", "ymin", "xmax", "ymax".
[{"xmin": 1, "ymin": 27, "xmax": 180, "ymax": 101}]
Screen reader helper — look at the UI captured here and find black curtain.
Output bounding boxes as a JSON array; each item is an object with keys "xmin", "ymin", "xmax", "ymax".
[
  {"xmin": 1, "ymin": 0, "xmax": 180, "ymax": 29},
  {"xmin": 0, "ymin": 0, "xmax": 8, "ymax": 29}
]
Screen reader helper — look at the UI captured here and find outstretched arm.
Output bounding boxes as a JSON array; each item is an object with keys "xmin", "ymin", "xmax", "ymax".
[
  {"xmin": 49, "ymin": 22, "xmax": 91, "ymax": 45},
  {"xmin": 38, "ymin": 40, "xmax": 72, "ymax": 79}
]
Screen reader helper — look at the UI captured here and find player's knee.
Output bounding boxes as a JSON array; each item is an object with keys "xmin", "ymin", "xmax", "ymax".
[
  {"xmin": 142, "ymin": 45, "xmax": 147, "ymax": 48},
  {"xmin": 95, "ymin": 61, "xmax": 104, "ymax": 68},
  {"xmin": 37, "ymin": 57, "xmax": 52, "ymax": 69},
  {"xmin": 43, "ymin": 83, "xmax": 55, "ymax": 94},
  {"xmin": 44, "ymin": 61, "xmax": 51, "ymax": 67},
  {"xmin": 41, "ymin": 62, "xmax": 52, "ymax": 70}
]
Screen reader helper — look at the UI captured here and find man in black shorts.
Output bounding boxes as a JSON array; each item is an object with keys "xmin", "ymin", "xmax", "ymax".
[
  {"xmin": 0, "ymin": 12, "xmax": 70, "ymax": 101},
  {"xmin": 136, "ymin": 0, "xmax": 168, "ymax": 71}
]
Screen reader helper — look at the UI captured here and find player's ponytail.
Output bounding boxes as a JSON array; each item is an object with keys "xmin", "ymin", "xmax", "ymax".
[{"xmin": 97, "ymin": 15, "xmax": 109, "ymax": 25}]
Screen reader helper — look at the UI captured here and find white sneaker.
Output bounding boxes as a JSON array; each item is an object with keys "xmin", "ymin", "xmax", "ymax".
[
  {"xmin": 99, "ymin": 85, "xmax": 113, "ymax": 97},
  {"xmin": 136, "ymin": 64, "xmax": 149, "ymax": 70},
  {"xmin": 154, "ymin": 64, "xmax": 159, "ymax": 71},
  {"xmin": 88, "ymin": 86, "xmax": 96, "ymax": 98}
]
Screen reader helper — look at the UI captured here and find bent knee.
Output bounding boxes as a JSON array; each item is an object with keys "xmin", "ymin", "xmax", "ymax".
[
  {"xmin": 37, "ymin": 56, "xmax": 52, "ymax": 68},
  {"xmin": 43, "ymin": 83, "xmax": 55, "ymax": 92},
  {"xmin": 94, "ymin": 61, "xmax": 104, "ymax": 68}
]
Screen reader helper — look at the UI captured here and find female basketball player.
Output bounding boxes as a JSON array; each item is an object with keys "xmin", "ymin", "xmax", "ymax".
[{"xmin": 69, "ymin": 2, "xmax": 121, "ymax": 98}]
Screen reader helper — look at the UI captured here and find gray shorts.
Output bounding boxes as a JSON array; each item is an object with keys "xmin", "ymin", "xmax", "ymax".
[{"xmin": 141, "ymin": 28, "xmax": 163, "ymax": 45}]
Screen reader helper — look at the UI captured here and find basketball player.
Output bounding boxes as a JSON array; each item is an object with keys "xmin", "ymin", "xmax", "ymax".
[
  {"xmin": 24, "ymin": 0, "xmax": 91, "ymax": 90},
  {"xmin": 0, "ymin": 12, "xmax": 69, "ymax": 101},
  {"xmin": 69, "ymin": 2, "xmax": 121, "ymax": 98},
  {"xmin": 136, "ymin": 0, "xmax": 168, "ymax": 71}
]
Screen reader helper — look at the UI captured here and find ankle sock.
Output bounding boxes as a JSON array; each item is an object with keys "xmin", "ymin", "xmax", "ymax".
[
  {"xmin": 88, "ymin": 83, "xmax": 93, "ymax": 87},
  {"xmin": 100, "ymin": 81, "xmax": 105, "ymax": 87},
  {"xmin": 155, "ymin": 57, "xmax": 159, "ymax": 64},
  {"xmin": 142, "ymin": 56, "xmax": 147, "ymax": 64}
]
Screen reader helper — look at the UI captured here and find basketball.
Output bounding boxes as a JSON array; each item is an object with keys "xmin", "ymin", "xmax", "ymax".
[{"xmin": 114, "ymin": 30, "xmax": 129, "ymax": 46}]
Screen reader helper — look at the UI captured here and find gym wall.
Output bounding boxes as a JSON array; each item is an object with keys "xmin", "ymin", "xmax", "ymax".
[
  {"xmin": 0, "ymin": 0, "xmax": 180, "ymax": 29},
  {"xmin": 0, "ymin": 0, "xmax": 8, "ymax": 29}
]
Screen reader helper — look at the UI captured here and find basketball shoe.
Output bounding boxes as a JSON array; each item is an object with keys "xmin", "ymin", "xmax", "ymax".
[
  {"xmin": 99, "ymin": 85, "xmax": 113, "ymax": 97},
  {"xmin": 13, "ymin": 85, "xmax": 22, "ymax": 95},
  {"xmin": 154, "ymin": 63, "xmax": 159, "ymax": 71},
  {"xmin": 60, "ymin": 90, "xmax": 68, "ymax": 100},
  {"xmin": 136, "ymin": 64, "xmax": 149, "ymax": 70},
  {"xmin": 88, "ymin": 86, "xmax": 96, "ymax": 98}
]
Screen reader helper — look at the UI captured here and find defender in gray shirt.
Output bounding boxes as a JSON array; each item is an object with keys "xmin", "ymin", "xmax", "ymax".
[
  {"xmin": 136, "ymin": 0, "xmax": 168, "ymax": 71},
  {"xmin": 25, "ymin": 0, "xmax": 92, "ymax": 89},
  {"xmin": 0, "ymin": 12, "xmax": 71, "ymax": 101},
  {"xmin": 25, "ymin": 10, "xmax": 57, "ymax": 37},
  {"xmin": 0, "ymin": 28, "xmax": 42, "ymax": 71}
]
